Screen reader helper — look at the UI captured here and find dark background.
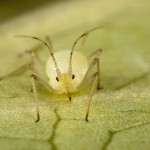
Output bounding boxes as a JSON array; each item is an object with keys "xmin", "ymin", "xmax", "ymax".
[{"xmin": 0, "ymin": 0, "xmax": 65, "ymax": 22}]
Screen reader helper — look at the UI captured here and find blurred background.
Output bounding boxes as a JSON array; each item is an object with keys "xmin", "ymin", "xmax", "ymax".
[{"xmin": 0, "ymin": 0, "xmax": 63, "ymax": 22}]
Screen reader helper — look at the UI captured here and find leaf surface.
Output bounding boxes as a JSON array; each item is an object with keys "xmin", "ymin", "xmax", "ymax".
[{"xmin": 0, "ymin": 0, "xmax": 150, "ymax": 150}]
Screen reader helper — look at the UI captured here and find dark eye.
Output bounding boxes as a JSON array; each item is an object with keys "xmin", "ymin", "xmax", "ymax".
[
  {"xmin": 56, "ymin": 77, "xmax": 59, "ymax": 82},
  {"xmin": 72, "ymin": 74, "xmax": 75, "ymax": 79}
]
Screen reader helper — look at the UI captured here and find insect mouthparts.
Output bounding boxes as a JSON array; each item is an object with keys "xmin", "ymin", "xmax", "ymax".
[
  {"xmin": 72, "ymin": 74, "xmax": 75, "ymax": 79},
  {"xmin": 67, "ymin": 90, "xmax": 72, "ymax": 101},
  {"xmin": 56, "ymin": 77, "xmax": 59, "ymax": 81}
]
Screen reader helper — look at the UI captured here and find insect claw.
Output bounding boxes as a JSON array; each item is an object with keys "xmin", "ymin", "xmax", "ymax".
[
  {"xmin": 98, "ymin": 86, "xmax": 103, "ymax": 90},
  {"xmin": 69, "ymin": 96, "xmax": 72, "ymax": 101},
  {"xmin": 67, "ymin": 90, "xmax": 72, "ymax": 101},
  {"xmin": 85, "ymin": 114, "xmax": 89, "ymax": 122},
  {"xmin": 85, "ymin": 117, "xmax": 89, "ymax": 122},
  {"xmin": 36, "ymin": 113, "xmax": 40, "ymax": 123},
  {"xmin": 36, "ymin": 119, "xmax": 40, "ymax": 123}
]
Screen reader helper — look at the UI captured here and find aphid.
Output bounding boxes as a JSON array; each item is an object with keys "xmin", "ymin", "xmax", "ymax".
[{"xmin": 0, "ymin": 26, "xmax": 103, "ymax": 122}]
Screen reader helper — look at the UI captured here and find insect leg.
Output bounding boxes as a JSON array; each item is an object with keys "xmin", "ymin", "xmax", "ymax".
[
  {"xmin": 85, "ymin": 72, "xmax": 99, "ymax": 122},
  {"xmin": 77, "ymin": 72, "xmax": 99, "ymax": 121},
  {"xmin": 88, "ymin": 49, "xmax": 102, "ymax": 60},
  {"xmin": 77, "ymin": 57, "xmax": 101, "ymax": 90},
  {"xmin": 0, "ymin": 64, "xmax": 41, "ymax": 122},
  {"xmin": 31, "ymin": 74, "xmax": 40, "ymax": 122},
  {"xmin": 77, "ymin": 55, "xmax": 102, "ymax": 121},
  {"xmin": 88, "ymin": 49, "xmax": 103, "ymax": 89},
  {"xmin": 0, "ymin": 64, "xmax": 32, "ymax": 81},
  {"xmin": 28, "ymin": 50, "xmax": 48, "ymax": 80},
  {"xmin": 30, "ymin": 74, "xmax": 57, "ymax": 122},
  {"xmin": 30, "ymin": 74, "xmax": 57, "ymax": 93}
]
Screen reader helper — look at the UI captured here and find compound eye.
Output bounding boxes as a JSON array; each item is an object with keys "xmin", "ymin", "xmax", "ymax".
[
  {"xmin": 56, "ymin": 77, "xmax": 59, "ymax": 82},
  {"xmin": 72, "ymin": 74, "xmax": 75, "ymax": 80}
]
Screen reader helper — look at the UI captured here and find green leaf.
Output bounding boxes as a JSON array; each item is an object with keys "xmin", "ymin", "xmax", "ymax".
[{"xmin": 0, "ymin": 0, "xmax": 150, "ymax": 150}]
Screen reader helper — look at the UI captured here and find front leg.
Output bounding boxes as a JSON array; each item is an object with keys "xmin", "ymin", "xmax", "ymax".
[
  {"xmin": 31, "ymin": 74, "xmax": 40, "ymax": 122},
  {"xmin": 77, "ymin": 72, "xmax": 100, "ymax": 122},
  {"xmin": 0, "ymin": 51, "xmax": 56, "ymax": 122},
  {"xmin": 30, "ymin": 74, "xmax": 57, "ymax": 122},
  {"xmin": 77, "ymin": 57, "xmax": 101, "ymax": 90},
  {"xmin": 77, "ymin": 55, "xmax": 102, "ymax": 121},
  {"xmin": 85, "ymin": 72, "xmax": 99, "ymax": 121}
]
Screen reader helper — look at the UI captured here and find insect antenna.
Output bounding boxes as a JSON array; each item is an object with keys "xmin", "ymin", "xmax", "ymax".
[
  {"xmin": 15, "ymin": 35, "xmax": 61, "ymax": 77},
  {"xmin": 45, "ymin": 35, "xmax": 53, "ymax": 50},
  {"xmin": 68, "ymin": 25, "xmax": 104, "ymax": 74}
]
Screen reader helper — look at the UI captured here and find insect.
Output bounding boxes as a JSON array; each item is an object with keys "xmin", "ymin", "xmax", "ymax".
[{"xmin": 0, "ymin": 26, "xmax": 103, "ymax": 122}]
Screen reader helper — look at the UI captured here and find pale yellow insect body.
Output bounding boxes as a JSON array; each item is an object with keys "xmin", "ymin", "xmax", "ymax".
[
  {"xmin": 46, "ymin": 50, "xmax": 88, "ymax": 94},
  {"xmin": 0, "ymin": 26, "xmax": 103, "ymax": 122}
]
